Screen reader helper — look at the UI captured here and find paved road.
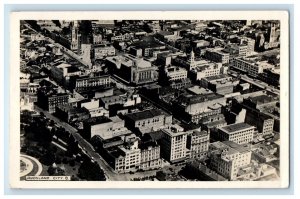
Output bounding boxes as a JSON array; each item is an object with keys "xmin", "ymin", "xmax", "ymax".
[
  {"xmin": 240, "ymin": 75, "xmax": 280, "ymax": 95},
  {"xmin": 34, "ymin": 105, "xmax": 125, "ymax": 180},
  {"xmin": 34, "ymin": 105, "xmax": 161, "ymax": 181}
]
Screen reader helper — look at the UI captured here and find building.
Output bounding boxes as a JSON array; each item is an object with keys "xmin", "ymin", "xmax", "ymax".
[
  {"xmin": 93, "ymin": 45, "xmax": 115, "ymax": 59},
  {"xmin": 37, "ymin": 88, "xmax": 69, "ymax": 113},
  {"xmin": 103, "ymin": 138, "xmax": 141, "ymax": 173},
  {"xmin": 200, "ymin": 74, "xmax": 239, "ymax": 95},
  {"xmin": 78, "ymin": 98, "xmax": 109, "ymax": 118},
  {"xmin": 245, "ymin": 107, "xmax": 275, "ymax": 136},
  {"xmin": 232, "ymin": 56, "xmax": 275, "ymax": 77},
  {"xmin": 92, "ymin": 34, "xmax": 102, "ymax": 44},
  {"xmin": 186, "ymin": 129, "xmax": 210, "ymax": 159},
  {"xmin": 83, "ymin": 115, "xmax": 130, "ymax": 140},
  {"xmin": 50, "ymin": 62, "xmax": 81, "ymax": 86},
  {"xmin": 139, "ymin": 141, "xmax": 162, "ymax": 170},
  {"xmin": 72, "ymin": 75, "xmax": 112, "ymax": 92},
  {"xmin": 185, "ymin": 160, "xmax": 228, "ymax": 181},
  {"xmin": 106, "ymin": 54, "xmax": 158, "ymax": 85},
  {"xmin": 164, "ymin": 66, "xmax": 188, "ymax": 81},
  {"xmin": 224, "ymin": 44, "xmax": 248, "ymax": 63},
  {"xmin": 173, "ymin": 93, "xmax": 226, "ymax": 124},
  {"xmin": 124, "ymin": 109, "xmax": 172, "ymax": 134},
  {"xmin": 208, "ymin": 141, "xmax": 252, "ymax": 180},
  {"xmin": 190, "ymin": 61, "xmax": 225, "ymax": 81},
  {"xmin": 205, "ymin": 48, "xmax": 230, "ymax": 64},
  {"xmin": 71, "ymin": 21, "xmax": 81, "ymax": 53},
  {"xmin": 55, "ymin": 104, "xmax": 90, "ymax": 122},
  {"xmin": 216, "ymin": 123, "xmax": 255, "ymax": 144},
  {"xmin": 258, "ymin": 68, "xmax": 280, "ymax": 87},
  {"xmin": 160, "ymin": 125, "xmax": 188, "ymax": 163}
]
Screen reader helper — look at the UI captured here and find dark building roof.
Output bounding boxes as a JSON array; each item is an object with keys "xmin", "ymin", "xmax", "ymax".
[
  {"xmin": 125, "ymin": 109, "xmax": 165, "ymax": 121},
  {"xmin": 139, "ymin": 141, "xmax": 159, "ymax": 150},
  {"xmin": 84, "ymin": 116, "xmax": 112, "ymax": 126}
]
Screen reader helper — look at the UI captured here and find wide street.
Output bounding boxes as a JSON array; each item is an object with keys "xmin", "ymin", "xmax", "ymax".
[{"xmin": 34, "ymin": 105, "xmax": 162, "ymax": 181}]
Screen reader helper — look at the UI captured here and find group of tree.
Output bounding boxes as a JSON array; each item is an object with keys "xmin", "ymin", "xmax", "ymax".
[{"xmin": 78, "ymin": 159, "xmax": 106, "ymax": 181}]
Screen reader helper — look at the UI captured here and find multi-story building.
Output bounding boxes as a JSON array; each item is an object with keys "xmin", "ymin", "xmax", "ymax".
[
  {"xmin": 173, "ymin": 93, "xmax": 226, "ymax": 124},
  {"xmin": 245, "ymin": 107, "xmax": 275, "ymax": 136},
  {"xmin": 106, "ymin": 54, "xmax": 158, "ymax": 85},
  {"xmin": 37, "ymin": 88, "xmax": 69, "ymax": 113},
  {"xmin": 208, "ymin": 141, "xmax": 252, "ymax": 180},
  {"xmin": 190, "ymin": 61, "xmax": 225, "ymax": 82},
  {"xmin": 104, "ymin": 139, "xmax": 141, "ymax": 173},
  {"xmin": 232, "ymin": 57, "xmax": 274, "ymax": 77},
  {"xmin": 71, "ymin": 20, "xmax": 81, "ymax": 54},
  {"xmin": 93, "ymin": 45, "xmax": 116, "ymax": 59},
  {"xmin": 205, "ymin": 48, "xmax": 230, "ymax": 64},
  {"xmin": 78, "ymin": 98, "xmax": 109, "ymax": 118},
  {"xmin": 50, "ymin": 62, "xmax": 81, "ymax": 86},
  {"xmin": 164, "ymin": 66, "xmax": 188, "ymax": 81},
  {"xmin": 139, "ymin": 141, "xmax": 162, "ymax": 170},
  {"xmin": 72, "ymin": 75, "xmax": 112, "ymax": 92},
  {"xmin": 83, "ymin": 115, "xmax": 130, "ymax": 140},
  {"xmin": 200, "ymin": 74, "xmax": 239, "ymax": 95},
  {"xmin": 186, "ymin": 129, "xmax": 210, "ymax": 159},
  {"xmin": 124, "ymin": 109, "xmax": 172, "ymax": 134},
  {"xmin": 224, "ymin": 44, "xmax": 248, "ymax": 63},
  {"xmin": 92, "ymin": 34, "xmax": 102, "ymax": 44},
  {"xmin": 55, "ymin": 104, "xmax": 90, "ymax": 122},
  {"xmin": 216, "ymin": 123, "xmax": 255, "ymax": 144},
  {"xmin": 159, "ymin": 125, "xmax": 188, "ymax": 163}
]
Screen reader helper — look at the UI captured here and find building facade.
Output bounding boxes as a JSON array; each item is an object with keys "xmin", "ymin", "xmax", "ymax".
[{"xmin": 216, "ymin": 123, "xmax": 255, "ymax": 144}]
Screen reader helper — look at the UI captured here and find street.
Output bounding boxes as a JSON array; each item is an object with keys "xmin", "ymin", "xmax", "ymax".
[{"xmin": 34, "ymin": 105, "xmax": 162, "ymax": 181}]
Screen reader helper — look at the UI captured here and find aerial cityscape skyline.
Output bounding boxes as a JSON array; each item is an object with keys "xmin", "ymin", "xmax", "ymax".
[{"xmin": 19, "ymin": 19, "xmax": 281, "ymax": 182}]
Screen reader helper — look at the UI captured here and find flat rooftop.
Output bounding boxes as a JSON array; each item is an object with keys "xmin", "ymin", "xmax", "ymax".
[
  {"xmin": 220, "ymin": 123, "xmax": 254, "ymax": 134},
  {"xmin": 84, "ymin": 116, "xmax": 112, "ymax": 125},
  {"xmin": 125, "ymin": 109, "xmax": 165, "ymax": 121}
]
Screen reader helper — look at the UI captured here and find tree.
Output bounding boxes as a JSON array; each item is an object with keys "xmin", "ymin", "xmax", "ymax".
[{"xmin": 78, "ymin": 160, "xmax": 106, "ymax": 181}]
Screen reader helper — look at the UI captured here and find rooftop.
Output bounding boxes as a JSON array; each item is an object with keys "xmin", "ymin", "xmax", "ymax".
[
  {"xmin": 220, "ymin": 123, "xmax": 254, "ymax": 134},
  {"xmin": 125, "ymin": 109, "xmax": 165, "ymax": 121},
  {"xmin": 84, "ymin": 116, "xmax": 112, "ymax": 125}
]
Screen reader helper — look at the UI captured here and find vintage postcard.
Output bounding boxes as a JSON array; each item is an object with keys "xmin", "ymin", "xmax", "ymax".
[{"xmin": 9, "ymin": 11, "xmax": 289, "ymax": 188}]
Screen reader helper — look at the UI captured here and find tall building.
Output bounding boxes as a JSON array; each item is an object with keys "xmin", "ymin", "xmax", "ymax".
[
  {"xmin": 71, "ymin": 20, "xmax": 81, "ymax": 53},
  {"xmin": 160, "ymin": 125, "xmax": 188, "ymax": 163},
  {"xmin": 186, "ymin": 129, "xmax": 210, "ymax": 159}
]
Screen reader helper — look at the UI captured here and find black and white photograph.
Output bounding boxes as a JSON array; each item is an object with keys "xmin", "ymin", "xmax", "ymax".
[{"xmin": 9, "ymin": 11, "xmax": 289, "ymax": 188}]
